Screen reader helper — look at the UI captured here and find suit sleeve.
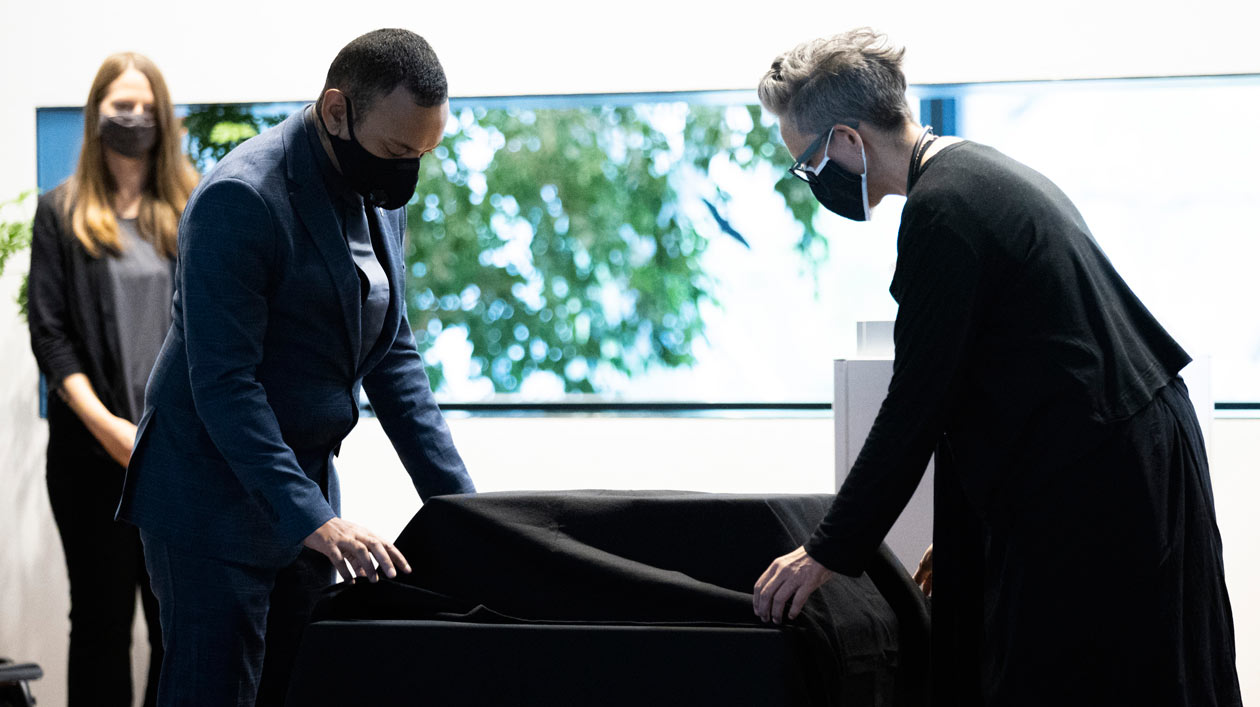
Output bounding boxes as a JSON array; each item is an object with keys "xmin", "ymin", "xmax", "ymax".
[
  {"xmin": 27, "ymin": 191, "xmax": 85, "ymax": 389},
  {"xmin": 805, "ymin": 211, "xmax": 983, "ymax": 576},
  {"xmin": 361, "ymin": 209, "xmax": 475, "ymax": 501},
  {"xmin": 180, "ymin": 178, "xmax": 335, "ymax": 545}
]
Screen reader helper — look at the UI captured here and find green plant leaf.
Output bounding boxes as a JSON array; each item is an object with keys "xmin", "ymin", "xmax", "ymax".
[
  {"xmin": 0, "ymin": 190, "xmax": 35, "ymax": 279},
  {"xmin": 208, "ymin": 121, "xmax": 259, "ymax": 146}
]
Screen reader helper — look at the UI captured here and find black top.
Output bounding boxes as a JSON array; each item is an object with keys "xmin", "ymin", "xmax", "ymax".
[
  {"xmin": 303, "ymin": 105, "xmax": 390, "ymax": 362},
  {"xmin": 28, "ymin": 186, "xmax": 176, "ymax": 431},
  {"xmin": 805, "ymin": 141, "xmax": 1190, "ymax": 575}
]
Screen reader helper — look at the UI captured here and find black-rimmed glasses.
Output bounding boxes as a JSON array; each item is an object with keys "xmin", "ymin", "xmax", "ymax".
[
  {"xmin": 788, "ymin": 121, "xmax": 860, "ymax": 185},
  {"xmin": 788, "ymin": 128, "xmax": 835, "ymax": 185}
]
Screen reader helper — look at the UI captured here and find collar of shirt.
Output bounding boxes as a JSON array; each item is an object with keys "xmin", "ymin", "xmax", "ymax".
[{"xmin": 303, "ymin": 104, "xmax": 364, "ymax": 210}]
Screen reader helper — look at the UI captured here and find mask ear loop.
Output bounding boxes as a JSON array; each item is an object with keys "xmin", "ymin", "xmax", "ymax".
[
  {"xmin": 806, "ymin": 128, "xmax": 836, "ymax": 177},
  {"xmin": 857, "ymin": 140, "xmax": 871, "ymax": 221},
  {"xmin": 342, "ymin": 95, "xmax": 358, "ymax": 142},
  {"xmin": 317, "ymin": 92, "xmax": 357, "ymax": 142}
]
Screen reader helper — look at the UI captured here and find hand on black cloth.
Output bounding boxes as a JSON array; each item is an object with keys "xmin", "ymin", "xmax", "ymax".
[
  {"xmin": 755, "ymin": 545, "xmax": 836, "ymax": 624},
  {"xmin": 303, "ymin": 516, "xmax": 411, "ymax": 584}
]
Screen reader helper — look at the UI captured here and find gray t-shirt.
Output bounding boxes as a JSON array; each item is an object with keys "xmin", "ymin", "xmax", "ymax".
[{"xmin": 104, "ymin": 218, "xmax": 173, "ymax": 422}]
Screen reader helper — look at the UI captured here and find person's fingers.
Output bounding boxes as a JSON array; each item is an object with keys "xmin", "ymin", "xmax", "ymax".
[
  {"xmin": 347, "ymin": 541, "xmax": 378, "ymax": 582},
  {"xmin": 755, "ymin": 574, "xmax": 770, "ymax": 620},
  {"xmin": 335, "ymin": 539, "xmax": 369, "ymax": 582},
  {"xmin": 385, "ymin": 543, "xmax": 411, "ymax": 575},
  {"xmin": 366, "ymin": 539, "xmax": 396, "ymax": 579},
  {"xmin": 754, "ymin": 563, "xmax": 774, "ymax": 597},
  {"xmin": 328, "ymin": 546, "xmax": 354, "ymax": 583},
  {"xmin": 755, "ymin": 565, "xmax": 782, "ymax": 620},
  {"xmin": 786, "ymin": 579, "xmax": 816, "ymax": 617},
  {"xmin": 923, "ymin": 572, "xmax": 933, "ymax": 597},
  {"xmin": 769, "ymin": 577, "xmax": 798, "ymax": 625}
]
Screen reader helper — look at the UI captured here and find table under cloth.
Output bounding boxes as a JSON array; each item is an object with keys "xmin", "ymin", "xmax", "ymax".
[{"xmin": 289, "ymin": 490, "xmax": 929, "ymax": 706}]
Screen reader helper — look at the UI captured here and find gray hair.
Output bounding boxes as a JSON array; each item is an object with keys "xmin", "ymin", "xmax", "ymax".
[{"xmin": 758, "ymin": 28, "xmax": 913, "ymax": 138}]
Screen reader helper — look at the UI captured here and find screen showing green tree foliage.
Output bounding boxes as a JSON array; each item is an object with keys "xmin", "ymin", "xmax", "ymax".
[
  {"xmin": 183, "ymin": 93, "xmax": 854, "ymax": 402},
  {"xmin": 37, "ymin": 77, "xmax": 1260, "ymax": 404}
]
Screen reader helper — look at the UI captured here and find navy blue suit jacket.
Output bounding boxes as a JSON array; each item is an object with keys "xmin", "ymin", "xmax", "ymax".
[{"xmin": 118, "ymin": 108, "xmax": 475, "ymax": 567}]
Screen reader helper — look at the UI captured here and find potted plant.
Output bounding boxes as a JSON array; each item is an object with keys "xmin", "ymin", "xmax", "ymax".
[{"xmin": 0, "ymin": 191, "xmax": 34, "ymax": 320}]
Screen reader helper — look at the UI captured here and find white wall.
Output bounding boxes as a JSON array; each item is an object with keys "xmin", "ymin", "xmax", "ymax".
[
  {"xmin": 340, "ymin": 415, "xmax": 836, "ymax": 545},
  {"xmin": 1213, "ymin": 419, "xmax": 1260, "ymax": 703},
  {"xmin": 3, "ymin": 0, "xmax": 1260, "ymax": 199},
  {"xmin": 3, "ymin": 2, "xmax": 1258, "ymax": 705}
]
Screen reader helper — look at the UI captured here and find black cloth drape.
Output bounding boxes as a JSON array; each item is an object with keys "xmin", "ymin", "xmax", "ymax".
[
  {"xmin": 312, "ymin": 491, "xmax": 929, "ymax": 706},
  {"xmin": 931, "ymin": 379, "xmax": 1242, "ymax": 706}
]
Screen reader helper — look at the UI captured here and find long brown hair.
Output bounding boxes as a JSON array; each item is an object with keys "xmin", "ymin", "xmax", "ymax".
[{"xmin": 63, "ymin": 52, "xmax": 199, "ymax": 258}]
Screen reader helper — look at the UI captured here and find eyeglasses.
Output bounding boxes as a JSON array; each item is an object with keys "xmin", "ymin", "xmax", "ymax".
[{"xmin": 787, "ymin": 121, "xmax": 858, "ymax": 185}]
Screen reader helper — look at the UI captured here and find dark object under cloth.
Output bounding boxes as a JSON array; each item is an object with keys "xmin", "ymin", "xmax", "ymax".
[{"xmin": 294, "ymin": 491, "xmax": 930, "ymax": 707}]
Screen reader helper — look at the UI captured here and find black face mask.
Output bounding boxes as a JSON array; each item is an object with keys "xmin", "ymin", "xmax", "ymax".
[
  {"xmin": 792, "ymin": 127, "xmax": 871, "ymax": 222},
  {"xmin": 809, "ymin": 158, "xmax": 869, "ymax": 222},
  {"xmin": 319, "ymin": 97, "xmax": 420, "ymax": 210},
  {"xmin": 99, "ymin": 113, "xmax": 158, "ymax": 158}
]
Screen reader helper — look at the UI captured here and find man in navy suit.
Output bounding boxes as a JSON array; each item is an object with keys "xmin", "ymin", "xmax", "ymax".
[{"xmin": 117, "ymin": 29, "xmax": 475, "ymax": 706}]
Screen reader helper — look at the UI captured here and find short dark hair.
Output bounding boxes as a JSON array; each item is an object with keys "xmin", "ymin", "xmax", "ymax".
[{"xmin": 321, "ymin": 28, "xmax": 447, "ymax": 115}]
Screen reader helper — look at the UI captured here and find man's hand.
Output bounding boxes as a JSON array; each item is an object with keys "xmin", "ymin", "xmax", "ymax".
[
  {"xmin": 753, "ymin": 545, "xmax": 834, "ymax": 624},
  {"xmin": 302, "ymin": 517, "xmax": 412, "ymax": 584},
  {"xmin": 912, "ymin": 543, "xmax": 933, "ymax": 597}
]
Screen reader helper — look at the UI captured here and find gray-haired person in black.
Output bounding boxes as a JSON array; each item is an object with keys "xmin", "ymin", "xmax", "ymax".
[
  {"xmin": 751, "ymin": 29, "xmax": 1241, "ymax": 706},
  {"xmin": 27, "ymin": 53, "xmax": 198, "ymax": 707}
]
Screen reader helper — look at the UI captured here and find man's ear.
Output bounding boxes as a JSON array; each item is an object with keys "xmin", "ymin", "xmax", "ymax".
[
  {"xmin": 833, "ymin": 123, "xmax": 862, "ymax": 147},
  {"xmin": 320, "ymin": 89, "xmax": 349, "ymax": 138}
]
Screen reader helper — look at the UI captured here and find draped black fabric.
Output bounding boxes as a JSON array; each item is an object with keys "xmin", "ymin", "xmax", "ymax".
[
  {"xmin": 931, "ymin": 380, "xmax": 1242, "ymax": 707},
  {"xmin": 310, "ymin": 491, "xmax": 930, "ymax": 707}
]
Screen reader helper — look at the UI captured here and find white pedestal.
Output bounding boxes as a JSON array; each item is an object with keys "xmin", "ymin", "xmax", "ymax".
[
  {"xmin": 833, "ymin": 359, "xmax": 934, "ymax": 574},
  {"xmin": 1180, "ymin": 355, "xmax": 1213, "ymax": 461}
]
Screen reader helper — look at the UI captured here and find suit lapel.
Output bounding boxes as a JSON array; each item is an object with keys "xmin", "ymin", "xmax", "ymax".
[
  {"xmin": 358, "ymin": 205, "xmax": 403, "ymax": 373},
  {"xmin": 282, "ymin": 110, "xmax": 362, "ymax": 369}
]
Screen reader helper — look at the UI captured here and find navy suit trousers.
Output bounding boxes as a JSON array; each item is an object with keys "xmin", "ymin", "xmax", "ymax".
[{"xmin": 141, "ymin": 531, "xmax": 334, "ymax": 707}]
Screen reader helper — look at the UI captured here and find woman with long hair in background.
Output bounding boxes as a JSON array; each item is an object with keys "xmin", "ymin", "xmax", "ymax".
[{"xmin": 27, "ymin": 52, "xmax": 198, "ymax": 707}]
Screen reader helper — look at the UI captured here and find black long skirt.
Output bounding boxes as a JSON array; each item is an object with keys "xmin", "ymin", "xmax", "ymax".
[{"xmin": 930, "ymin": 378, "xmax": 1242, "ymax": 706}]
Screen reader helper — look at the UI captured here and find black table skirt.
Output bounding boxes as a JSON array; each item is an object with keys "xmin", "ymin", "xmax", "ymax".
[{"xmin": 288, "ymin": 620, "xmax": 828, "ymax": 706}]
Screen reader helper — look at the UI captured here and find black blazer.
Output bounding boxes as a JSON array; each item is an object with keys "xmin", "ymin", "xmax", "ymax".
[
  {"xmin": 28, "ymin": 184, "xmax": 175, "ymax": 439},
  {"xmin": 117, "ymin": 108, "xmax": 475, "ymax": 568}
]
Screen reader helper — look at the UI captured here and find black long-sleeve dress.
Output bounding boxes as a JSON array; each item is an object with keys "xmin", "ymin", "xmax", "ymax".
[{"xmin": 804, "ymin": 142, "xmax": 1241, "ymax": 706}]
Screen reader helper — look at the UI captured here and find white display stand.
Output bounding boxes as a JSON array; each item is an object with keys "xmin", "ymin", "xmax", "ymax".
[
  {"xmin": 1180, "ymin": 355, "xmax": 1214, "ymax": 460},
  {"xmin": 833, "ymin": 358, "xmax": 934, "ymax": 574}
]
